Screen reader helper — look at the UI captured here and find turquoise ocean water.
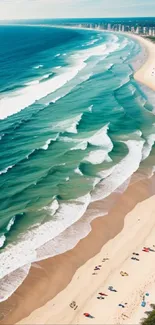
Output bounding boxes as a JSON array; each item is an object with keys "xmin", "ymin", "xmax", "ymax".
[{"xmin": 0, "ymin": 24, "xmax": 155, "ymax": 300}]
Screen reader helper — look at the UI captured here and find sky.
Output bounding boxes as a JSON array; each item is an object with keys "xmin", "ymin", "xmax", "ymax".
[{"xmin": 0, "ymin": 0, "xmax": 155, "ymax": 20}]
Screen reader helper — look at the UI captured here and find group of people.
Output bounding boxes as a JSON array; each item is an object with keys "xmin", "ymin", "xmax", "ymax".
[
  {"xmin": 72, "ymin": 247, "xmax": 153, "ymax": 321},
  {"xmin": 69, "ymin": 301, "xmax": 78, "ymax": 310}
]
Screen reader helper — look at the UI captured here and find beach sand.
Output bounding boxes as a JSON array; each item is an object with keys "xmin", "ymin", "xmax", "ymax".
[
  {"xmin": 131, "ymin": 34, "xmax": 155, "ymax": 91},
  {"xmin": 1, "ymin": 32, "xmax": 155, "ymax": 325}
]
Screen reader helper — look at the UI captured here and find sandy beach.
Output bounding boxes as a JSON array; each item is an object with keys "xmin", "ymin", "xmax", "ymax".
[
  {"xmin": 132, "ymin": 33, "xmax": 155, "ymax": 91},
  {"xmin": 1, "ymin": 31, "xmax": 155, "ymax": 325},
  {"xmin": 18, "ymin": 191, "xmax": 155, "ymax": 325}
]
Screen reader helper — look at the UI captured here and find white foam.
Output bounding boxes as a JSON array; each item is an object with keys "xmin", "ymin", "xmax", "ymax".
[
  {"xmin": 41, "ymin": 135, "xmax": 58, "ymax": 150},
  {"xmin": 0, "ymin": 165, "xmax": 13, "ymax": 175},
  {"xmin": 71, "ymin": 141, "xmax": 87, "ymax": 151},
  {"xmin": 43, "ymin": 199, "xmax": 59, "ymax": 215},
  {"xmin": 97, "ymin": 166, "xmax": 115, "ymax": 179},
  {"xmin": 0, "ymin": 61, "xmax": 86, "ymax": 119},
  {"xmin": 149, "ymin": 166, "xmax": 155, "ymax": 178},
  {"xmin": 0, "ymin": 235, "xmax": 6, "ymax": 248},
  {"xmin": 35, "ymin": 198, "xmax": 108, "ymax": 264},
  {"xmin": 60, "ymin": 124, "xmax": 113, "ymax": 154},
  {"xmin": 6, "ymin": 216, "xmax": 16, "ymax": 232},
  {"xmin": 88, "ymin": 124, "xmax": 113, "ymax": 149},
  {"xmin": 35, "ymin": 206, "xmax": 106, "ymax": 263},
  {"xmin": 66, "ymin": 114, "xmax": 82, "ymax": 134},
  {"xmin": 52, "ymin": 96, "xmax": 61, "ymax": 103},
  {"xmin": 41, "ymin": 139, "xmax": 52, "ymax": 150},
  {"xmin": 55, "ymin": 66, "xmax": 61, "ymax": 70},
  {"xmin": 119, "ymin": 38, "xmax": 129, "ymax": 50},
  {"xmin": 115, "ymin": 177, "xmax": 131, "ymax": 194},
  {"xmin": 0, "ymin": 194, "xmax": 90, "ymax": 279},
  {"xmin": 88, "ymin": 104, "xmax": 93, "ymax": 112},
  {"xmin": 87, "ymin": 39, "xmax": 99, "ymax": 46},
  {"xmin": 142, "ymin": 134, "xmax": 155, "ymax": 160},
  {"xmin": 91, "ymin": 139, "xmax": 144, "ymax": 202},
  {"xmin": 74, "ymin": 167, "xmax": 83, "ymax": 176},
  {"xmin": 55, "ymin": 53, "xmax": 60, "ymax": 57},
  {"xmin": 34, "ymin": 64, "xmax": 43, "ymax": 69},
  {"xmin": 25, "ymin": 80, "xmax": 40, "ymax": 86},
  {"xmin": 135, "ymin": 130, "xmax": 143, "ymax": 137},
  {"xmin": 40, "ymin": 74, "xmax": 50, "ymax": 81},
  {"xmin": 84, "ymin": 150, "xmax": 112, "ymax": 164},
  {"xmin": 52, "ymin": 114, "xmax": 82, "ymax": 134},
  {"xmin": 0, "ymin": 37, "xmax": 120, "ymax": 120},
  {"xmin": 0, "ymin": 264, "xmax": 31, "ymax": 303},
  {"xmin": 26, "ymin": 149, "xmax": 35, "ymax": 159}
]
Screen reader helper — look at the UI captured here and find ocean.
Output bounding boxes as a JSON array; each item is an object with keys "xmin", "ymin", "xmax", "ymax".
[{"xmin": 0, "ymin": 23, "xmax": 155, "ymax": 301}]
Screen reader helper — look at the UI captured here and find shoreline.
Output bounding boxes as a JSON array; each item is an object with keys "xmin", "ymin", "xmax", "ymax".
[
  {"xmin": 0, "ymin": 27, "xmax": 155, "ymax": 325},
  {"xmin": 18, "ymin": 183, "xmax": 155, "ymax": 325},
  {"xmin": 1, "ymin": 175, "xmax": 155, "ymax": 325},
  {"xmin": 127, "ymin": 33, "xmax": 155, "ymax": 92}
]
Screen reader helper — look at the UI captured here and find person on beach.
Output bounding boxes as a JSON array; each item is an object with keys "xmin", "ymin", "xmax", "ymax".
[
  {"xmin": 120, "ymin": 271, "xmax": 129, "ymax": 276},
  {"xmin": 108, "ymin": 286, "xmax": 117, "ymax": 292},
  {"xmin": 102, "ymin": 258, "xmax": 109, "ymax": 262},
  {"xmin": 70, "ymin": 301, "xmax": 76, "ymax": 308},
  {"xmin": 143, "ymin": 247, "xmax": 149, "ymax": 252},
  {"xmin": 131, "ymin": 257, "xmax": 139, "ymax": 261},
  {"xmin": 118, "ymin": 303, "xmax": 125, "ymax": 308},
  {"xmin": 84, "ymin": 313, "xmax": 94, "ymax": 318}
]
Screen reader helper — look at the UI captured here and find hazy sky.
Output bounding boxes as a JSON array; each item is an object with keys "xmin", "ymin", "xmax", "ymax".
[{"xmin": 0, "ymin": 0, "xmax": 154, "ymax": 20}]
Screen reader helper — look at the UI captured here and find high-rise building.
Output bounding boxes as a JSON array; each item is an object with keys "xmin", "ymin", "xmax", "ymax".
[
  {"xmin": 122, "ymin": 25, "xmax": 125, "ymax": 32},
  {"xmin": 107, "ymin": 23, "xmax": 111, "ymax": 31},
  {"xmin": 135, "ymin": 26, "xmax": 142, "ymax": 34},
  {"xmin": 143, "ymin": 27, "xmax": 149, "ymax": 35},
  {"xmin": 118, "ymin": 24, "xmax": 122, "ymax": 32},
  {"xmin": 135, "ymin": 26, "xmax": 139, "ymax": 34},
  {"xmin": 149, "ymin": 27, "xmax": 153, "ymax": 36}
]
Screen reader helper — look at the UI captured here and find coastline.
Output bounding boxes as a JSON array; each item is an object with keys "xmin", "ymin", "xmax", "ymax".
[
  {"xmin": 19, "ymin": 189, "xmax": 155, "ymax": 324},
  {"xmin": 1, "ymin": 175, "xmax": 155, "ymax": 325},
  {"xmin": 127, "ymin": 33, "xmax": 155, "ymax": 92},
  {"xmin": 1, "ymin": 28, "xmax": 155, "ymax": 325},
  {"xmin": 18, "ymin": 182, "xmax": 155, "ymax": 325}
]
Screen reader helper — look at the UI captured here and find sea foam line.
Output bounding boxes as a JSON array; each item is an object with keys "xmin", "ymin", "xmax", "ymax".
[
  {"xmin": 0, "ymin": 38, "xmax": 119, "ymax": 120},
  {"xmin": 0, "ymin": 264, "xmax": 31, "ymax": 303},
  {"xmin": 91, "ymin": 139, "xmax": 144, "ymax": 202},
  {"xmin": 0, "ymin": 194, "xmax": 91, "ymax": 280}
]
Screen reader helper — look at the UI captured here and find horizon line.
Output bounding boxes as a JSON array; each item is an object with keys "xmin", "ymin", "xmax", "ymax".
[{"xmin": 0, "ymin": 16, "xmax": 155, "ymax": 22}]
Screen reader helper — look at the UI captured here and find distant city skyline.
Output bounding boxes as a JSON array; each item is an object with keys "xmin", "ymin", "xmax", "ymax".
[
  {"xmin": 0, "ymin": 0, "xmax": 155, "ymax": 21},
  {"xmin": 65, "ymin": 20, "xmax": 155, "ymax": 37}
]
